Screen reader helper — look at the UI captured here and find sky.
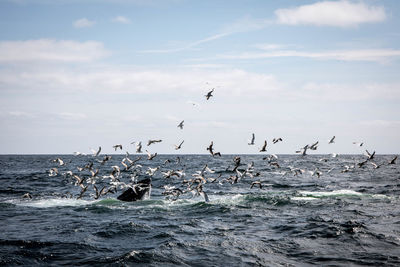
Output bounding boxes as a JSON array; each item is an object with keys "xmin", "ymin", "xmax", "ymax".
[{"xmin": 0, "ymin": 0, "xmax": 399, "ymax": 155}]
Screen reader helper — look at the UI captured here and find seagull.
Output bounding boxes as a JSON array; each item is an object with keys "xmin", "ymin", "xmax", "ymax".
[
  {"xmin": 365, "ymin": 150, "xmax": 375, "ymax": 160},
  {"xmin": 175, "ymin": 140, "xmax": 184, "ymax": 150},
  {"xmin": 259, "ymin": 140, "xmax": 267, "ymax": 152},
  {"xmin": 113, "ymin": 144, "xmax": 123, "ymax": 151},
  {"xmin": 309, "ymin": 141, "xmax": 319, "ymax": 150},
  {"xmin": 357, "ymin": 159, "xmax": 368, "ymax": 168},
  {"xmin": 389, "ymin": 156, "xmax": 397, "ymax": 164},
  {"xmin": 205, "ymin": 88, "xmax": 214, "ymax": 100},
  {"xmin": 272, "ymin": 138, "xmax": 283, "ymax": 144},
  {"xmin": 53, "ymin": 158, "xmax": 65, "ymax": 166},
  {"xmin": 296, "ymin": 145, "xmax": 309, "ymax": 156},
  {"xmin": 136, "ymin": 142, "xmax": 142, "ymax": 153},
  {"xmin": 248, "ymin": 133, "xmax": 255, "ymax": 145},
  {"xmin": 49, "ymin": 168, "xmax": 58, "ymax": 177},
  {"xmin": 146, "ymin": 167, "xmax": 160, "ymax": 176},
  {"xmin": 22, "ymin": 193, "xmax": 33, "ymax": 199},
  {"xmin": 250, "ymin": 181, "xmax": 262, "ymax": 189},
  {"xmin": 93, "ymin": 185, "xmax": 107, "ymax": 200},
  {"xmin": 146, "ymin": 150, "xmax": 157, "ymax": 160},
  {"xmin": 370, "ymin": 162, "xmax": 382, "ymax": 169},
  {"xmin": 90, "ymin": 146, "xmax": 101, "ymax": 157},
  {"xmin": 353, "ymin": 142, "xmax": 364, "ymax": 147},
  {"xmin": 147, "ymin": 139, "xmax": 162, "ymax": 146},
  {"xmin": 206, "ymin": 141, "xmax": 221, "ymax": 157},
  {"xmin": 328, "ymin": 136, "xmax": 335, "ymax": 144},
  {"xmin": 177, "ymin": 120, "xmax": 184, "ymax": 129}
]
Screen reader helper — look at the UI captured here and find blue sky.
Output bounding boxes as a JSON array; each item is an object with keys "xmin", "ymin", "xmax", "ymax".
[{"xmin": 0, "ymin": 0, "xmax": 399, "ymax": 154}]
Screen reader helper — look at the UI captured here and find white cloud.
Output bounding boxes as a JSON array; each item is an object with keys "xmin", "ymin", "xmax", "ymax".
[
  {"xmin": 112, "ymin": 16, "xmax": 131, "ymax": 24},
  {"xmin": 7, "ymin": 111, "xmax": 35, "ymax": 118},
  {"xmin": 299, "ymin": 82, "xmax": 400, "ymax": 101},
  {"xmin": 275, "ymin": 0, "xmax": 386, "ymax": 27},
  {"xmin": 0, "ymin": 39, "xmax": 109, "ymax": 63},
  {"xmin": 359, "ymin": 120, "xmax": 400, "ymax": 127},
  {"xmin": 58, "ymin": 112, "xmax": 88, "ymax": 120},
  {"xmin": 140, "ymin": 32, "xmax": 230, "ymax": 53},
  {"xmin": 0, "ymin": 64, "xmax": 282, "ymax": 98},
  {"xmin": 73, "ymin": 18, "xmax": 96, "ymax": 28},
  {"xmin": 216, "ymin": 49, "xmax": 400, "ymax": 63}
]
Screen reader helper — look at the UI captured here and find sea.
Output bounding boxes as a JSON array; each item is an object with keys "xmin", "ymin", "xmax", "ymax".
[{"xmin": 0, "ymin": 154, "xmax": 399, "ymax": 266}]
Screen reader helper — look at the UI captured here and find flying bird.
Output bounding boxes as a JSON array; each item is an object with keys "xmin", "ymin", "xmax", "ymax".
[
  {"xmin": 389, "ymin": 156, "xmax": 397, "ymax": 164},
  {"xmin": 272, "ymin": 138, "xmax": 282, "ymax": 144},
  {"xmin": 147, "ymin": 139, "xmax": 162, "ymax": 146},
  {"xmin": 353, "ymin": 142, "xmax": 364, "ymax": 147},
  {"xmin": 146, "ymin": 150, "xmax": 158, "ymax": 160},
  {"xmin": 365, "ymin": 150, "xmax": 375, "ymax": 160},
  {"xmin": 328, "ymin": 136, "xmax": 335, "ymax": 144},
  {"xmin": 177, "ymin": 120, "xmax": 184, "ymax": 129},
  {"xmin": 205, "ymin": 88, "xmax": 214, "ymax": 100},
  {"xmin": 259, "ymin": 140, "xmax": 267, "ymax": 152},
  {"xmin": 136, "ymin": 142, "xmax": 142, "ymax": 153},
  {"xmin": 113, "ymin": 144, "xmax": 123, "ymax": 151},
  {"xmin": 248, "ymin": 133, "xmax": 255, "ymax": 145},
  {"xmin": 175, "ymin": 140, "xmax": 184, "ymax": 150},
  {"xmin": 91, "ymin": 146, "xmax": 101, "ymax": 157}
]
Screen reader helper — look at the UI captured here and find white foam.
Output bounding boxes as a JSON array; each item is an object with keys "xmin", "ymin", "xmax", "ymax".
[
  {"xmin": 298, "ymin": 189, "xmax": 363, "ymax": 198},
  {"xmin": 15, "ymin": 198, "xmax": 96, "ymax": 208},
  {"xmin": 291, "ymin": 196, "xmax": 318, "ymax": 201}
]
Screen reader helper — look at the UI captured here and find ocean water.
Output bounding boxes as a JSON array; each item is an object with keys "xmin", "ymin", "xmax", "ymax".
[{"xmin": 0, "ymin": 154, "xmax": 399, "ymax": 266}]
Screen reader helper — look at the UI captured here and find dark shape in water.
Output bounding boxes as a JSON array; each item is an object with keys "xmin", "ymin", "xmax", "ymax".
[{"xmin": 117, "ymin": 178, "xmax": 152, "ymax": 202}]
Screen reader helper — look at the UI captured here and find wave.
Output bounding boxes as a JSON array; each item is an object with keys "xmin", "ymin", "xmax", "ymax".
[{"xmin": 292, "ymin": 189, "xmax": 390, "ymax": 200}]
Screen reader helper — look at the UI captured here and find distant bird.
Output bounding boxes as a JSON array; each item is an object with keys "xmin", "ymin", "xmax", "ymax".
[
  {"xmin": 22, "ymin": 193, "xmax": 32, "ymax": 199},
  {"xmin": 136, "ymin": 142, "xmax": 142, "ymax": 153},
  {"xmin": 330, "ymin": 153, "xmax": 339, "ymax": 158},
  {"xmin": 113, "ymin": 144, "xmax": 123, "ymax": 151},
  {"xmin": 259, "ymin": 140, "xmax": 267, "ymax": 152},
  {"xmin": 370, "ymin": 162, "xmax": 382, "ymax": 169},
  {"xmin": 93, "ymin": 185, "xmax": 107, "ymax": 200},
  {"xmin": 357, "ymin": 159, "xmax": 368, "ymax": 168},
  {"xmin": 206, "ymin": 141, "xmax": 221, "ymax": 157},
  {"xmin": 309, "ymin": 141, "xmax": 319, "ymax": 150},
  {"xmin": 269, "ymin": 161, "xmax": 280, "ymax": 168},
  {"xmin": 146, "ymin": 167, "xmax": 160, "ymax": 176},
  {"xmin": 205, "ymin": 88, "xmax": 214, "ymax": 100},
  {"xmin": 91, "ymin": 146, "xmax": 101, "ymax": 157},
  {"xmin": 296, "ymin": 145, "xmax": 309, "ymax": 156},
  {"xmin": 250, "ymin": 181, "xmax": 262, "ymax": 189},
  {"xmin": 353, "ymin": 142, "xmax": 364, "ymax": 147},
  {"xmin": 77, "ymin": 185, "xmax": 89, "ymax": 199},
  {"xmin": 175, "ymin": 140, "xmax": 184, "ymax": 150},
  {"xmin": 53, "ymin": 158, "xmax": 65, "ymax": 166},
  {"xmin": 49, "ymin": 168, "xmax": 58, "ymax": 177},
  {"xmin": 248, "ymin": 133, "xmax": 255, "ymax": 145},
  {"xmin": 177, "ymin": 120, "xmax": 184, "ymax": 129},
  {"xmin": 272, "ymin": 138, "xmax": 282, "ymax": 144},
  {"xmin": 309, "ymin": 168, "xmax": 322, "ymax": 178},
  {"xmin": 147, "ymin": 139, "xmax": 162, "ymax": 146},
  {"xmin": 146, "ymin": 150, "xmax": 157, "ymax": 160},
  {"xmin": 187, "ymin": 101, "xmax": 200, "ymax": 107},
  {"xmin": 389, "ymin": 156, "xmax": 397, "ymax": 164},
  {"xmin": 328, "ymin": 136, "xmax": 335, "ymax": 144},
  {"xmin": 365, "ymin": 150, "xmax": 375, "ymax": 160}
]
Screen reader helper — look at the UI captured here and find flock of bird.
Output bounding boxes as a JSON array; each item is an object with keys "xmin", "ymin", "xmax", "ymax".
[{"xmin": 32, "ymin": 86, "xmax": 398, "ymax": 202}]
